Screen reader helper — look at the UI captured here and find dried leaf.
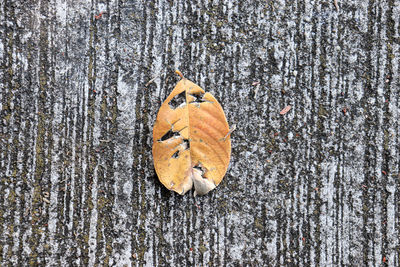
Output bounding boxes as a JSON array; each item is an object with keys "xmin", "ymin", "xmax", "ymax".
[
  {"xmin": 152, "ymin": 71, "xmax": 231, "ymax": 196},
  {"xmin": 280, "ymin": 105, "xmax": 291, "ymax": 115}
]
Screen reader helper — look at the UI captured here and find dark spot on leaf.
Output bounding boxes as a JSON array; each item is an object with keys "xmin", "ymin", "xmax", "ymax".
[{"xmin": 169, "ymin": 91, "xmax": 186, "ymax": 109}]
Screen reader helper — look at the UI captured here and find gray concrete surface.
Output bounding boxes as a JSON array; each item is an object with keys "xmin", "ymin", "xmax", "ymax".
[{"xmin": 1, "ymin": 0, "xmax": 400, "ymax": 266}]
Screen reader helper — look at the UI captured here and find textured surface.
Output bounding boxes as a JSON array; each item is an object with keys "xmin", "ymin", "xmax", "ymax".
[{"xmin": 1, "ymin": 0, "xmax": 400, "ymax": 266}]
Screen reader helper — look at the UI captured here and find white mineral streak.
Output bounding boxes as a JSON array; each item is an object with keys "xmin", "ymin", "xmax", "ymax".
[{"xmin": 386, "ymin": 3, "xmax": 400, "ymax": 265}]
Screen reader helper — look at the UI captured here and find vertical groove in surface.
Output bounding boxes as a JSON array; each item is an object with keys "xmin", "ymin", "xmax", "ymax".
[
  {"xmin": 29, "ymin": 0, "xmax": 51, "ymax": 264},
  {"xmin": 0, "ymin": 0, "xmax": 399, "ymax": 266}
]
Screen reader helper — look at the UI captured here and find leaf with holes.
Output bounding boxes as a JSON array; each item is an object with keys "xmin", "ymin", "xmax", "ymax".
[{"xmin": 152, "ymin": 71, "xmax": 232, "ymax": 196}]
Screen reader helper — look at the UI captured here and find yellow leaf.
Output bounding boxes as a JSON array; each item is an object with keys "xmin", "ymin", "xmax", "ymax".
[{"xmin": 152, "ymin": 71, "xmax": 231, "ymax": 196}]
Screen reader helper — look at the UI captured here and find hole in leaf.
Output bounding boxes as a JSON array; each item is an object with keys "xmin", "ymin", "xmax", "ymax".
[
  {"xmin": 193, "ymin": 162, "xmax": 207, "ymax": 178},
  {"xmin": 190, "ymin": 93, "xmax": 206, "ymax": 103},
  {"xmin": 171, "ymin": 150, "xmax": 179, "ymax": 159},
  {"xmin": 159, "ymin": 129, "xmax": 180, "ymax": 142},
  {"xmin": 182, "ymin": 139, "xmax": 190, "ymax": 150},
  {"xmin": 193, "ymin": 164, "xmax": 203, "ymax": 173},
  {"xmin": 189, "ymin": 92, "xmax": 207, "ymax": 104},
  {"xmin": 169, "ymin": 91, "xmax": 186, "ymax": 109}
]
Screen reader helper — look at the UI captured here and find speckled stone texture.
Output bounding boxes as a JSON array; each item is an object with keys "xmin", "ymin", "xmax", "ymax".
[{"xmin": 1, "ymin": 0, "xmax": 400, "ymax": 266}]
